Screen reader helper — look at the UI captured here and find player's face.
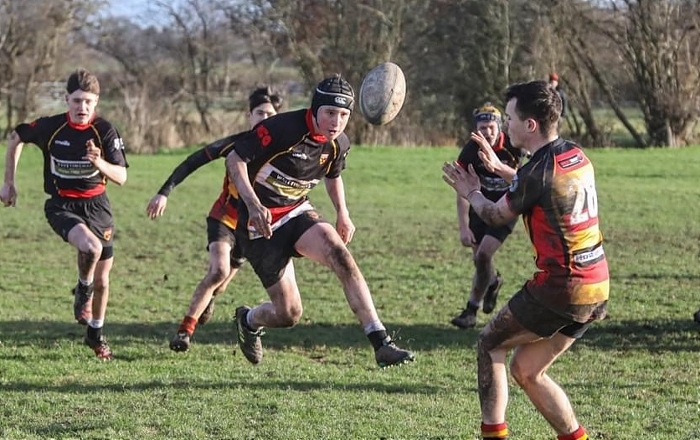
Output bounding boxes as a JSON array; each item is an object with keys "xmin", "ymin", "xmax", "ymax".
[
  {"xmin": 504, "ymin": 98, "xmax": 530, "ymax": 149},
  {"xmin": 65, "ymin": 90, "xmax": 98, "ymax": 125},
  {"xmin": 476, "ymin": 120, "xmax": 500, "ymax": 146},
  {"xmin": 314, "ymin": 105, "xmax": 351, "ymax": 140},
  {"xmin": 248, "ymin": 103, "xmax": 277, "ymax": 129}
]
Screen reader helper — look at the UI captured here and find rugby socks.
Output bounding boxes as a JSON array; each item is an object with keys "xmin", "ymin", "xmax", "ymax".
[
  {"xmin": 78, "ymin": 277, "xmax": 92, "ymax": 285},
  {"xmin": 467, "ymin": 299, "xmax": 481, "ymax": 311},
  {"xmin": 87, "ymin": 322, "xmax": 103, "ymax": 341},
  {"xmin": 244, "ymin": 307, "xmax": 261, "ymax": 331},
  {"xmin": 364, "ymin": 321, "xmax": 389, "ymax": 351},
  {"xmin": 558, "ymin": 426, "xmax": 587, "ymax": 440},
  {"xmin": 481, "ymin": 422, "xmax": 508, "ymax": 439},
  {"xmin": 178, "ymin": 316, "xmax": 198, "ymax": 335}
]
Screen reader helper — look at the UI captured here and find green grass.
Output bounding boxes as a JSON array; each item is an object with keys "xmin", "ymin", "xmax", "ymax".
[{"xmin": 1, "ymin": 145, "xmax": 699, "ymax": 439}]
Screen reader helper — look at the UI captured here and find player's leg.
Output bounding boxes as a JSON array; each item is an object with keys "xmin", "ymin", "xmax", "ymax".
[
  {"xmin": 170, "ymin": 219, "xmax": 235, "ymax": 351},
  {"xmin": 65, "ymin": 224, "xmax": 103, "ymax": 324},
  {"xmin": 509, "ymin": 335, "xmax": 584, "ymax": 437},
  {"xmin": 245, "ymin": 260, "xmax": 303, "ymax": 329},
  {"xmin": 199, "ymin": 241, "xmax": 246, "ymax": 325},
  {"xmin": 84, "ymin": 252, "xmax": 114, "ymax": 360},
  {"xmin": 233, "ymin": 260, "xmax": 301, "ymax": 365},
  {"xmin": 67, "ymin": 224, "xmax": 103, "ymax": 284},
  {"xmin": 231, "ymin": 215, "xmax": 303, "ymax": 364},
  {"xmin": 78, "ymin": 196, "xmax": 116, "ymax": 360},
  {"xmin": 294, "ymin": 220, "xmax": 414, "ymax": 368},
  {"xmin": 169, "ymin": 241, "xmax": 232, "ymax": 351},
  {"xmin": 452, "ymin": 214, "xmax": 497, "ymax": 328},
  {"xmin": 474, "ymin": 234, "xmax": 505, "ymax": 314},
  {"xmin": 476, "ymin": 304, "xmax": 540, "ymax": 439},
  {"xmin": 506, "ymin": 287, "xmax": 593, "ymax": 438}
]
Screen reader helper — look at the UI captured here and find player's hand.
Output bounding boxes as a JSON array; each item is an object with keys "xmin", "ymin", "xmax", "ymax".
[
  {"xmin": 0, "ymin": 183, "xmax": 17, "ymax": 207},
  {"xmin": 248, "ymin": 203, "xmax": 273, "ymax": 239},
  {"xmin": 442, "ymin": 161, "xmax": 480, "ymax": 198},
  {"xmin": 146, "ymin": 194, "xmax": 168, "ymax": 219},
  {"xmin": 336, "ymin": 211, "xmax": 356, "ymax": 244},
  {"xmin": 83, "ymin": 139, "xmax": 102, "ymax": 164},
  {"xmin": 459, "ymin": 229, "xmax": 477, "ymax": 249},
  {"xmin": 471, "ymin": 131, "xmax": 499, "ymax": 174}
]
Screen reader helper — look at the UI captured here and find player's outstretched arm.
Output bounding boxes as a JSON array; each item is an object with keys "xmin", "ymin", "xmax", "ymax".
[
  {"xmin": 147, "ymin": 146, "xmax": 223, "ymax": 219},
  {"xmin": 1, "ymin": 131, "xmax": 25, "ymax": 207}
]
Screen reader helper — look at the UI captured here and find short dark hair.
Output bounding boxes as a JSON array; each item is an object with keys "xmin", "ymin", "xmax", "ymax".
[
  {"xmin": 248, "ymin": 86, "xmax": 283, "ymax": 112},
  {"xmin": 66, "ymin": 69, "xmax": 100, "ymax": 95},
  {"xmin": 504, "ymin": 80, "xmax": 561, "ymax": 136}
]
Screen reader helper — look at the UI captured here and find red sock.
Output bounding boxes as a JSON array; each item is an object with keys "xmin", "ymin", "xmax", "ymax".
[
  {"xmin": 178, "ymin": 316, "xmax": 197, "ymax": 335},
  {"xmin": 481, "ymin": 422, "xmax": 508, "ymax": 439},
  {"xmin": 558, "ymin": 425, "xmax": 587, "ymax": 440}
]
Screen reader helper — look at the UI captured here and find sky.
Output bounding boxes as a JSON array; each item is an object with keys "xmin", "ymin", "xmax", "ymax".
[{"xmin": 105, "ymin": 0, "xmax": 164, "ymax": 23}]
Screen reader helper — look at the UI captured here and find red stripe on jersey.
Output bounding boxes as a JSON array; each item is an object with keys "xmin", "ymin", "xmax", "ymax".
[{"xmin": 58, "ymin": 184, "xmax": 106, "ymax": 198}]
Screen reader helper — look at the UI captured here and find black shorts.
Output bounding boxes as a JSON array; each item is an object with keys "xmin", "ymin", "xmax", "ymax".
[
  {"xmin": 206, "ymin": 216, "xmax": 245, "ymax": 268},
  {"xmin": 235, "ymin": 209, "xmax": 326, "ymax": 288},
  {"xmin": 469, "ymin": 210, "xmax": 516, "ymax": 244},
  {"xmin": 44, "ymin": 193, "xmax": 114, "ymax": 260},
  {"xmin": 508, "ymin": 287, "xmax": 597, "ymax": 339}
]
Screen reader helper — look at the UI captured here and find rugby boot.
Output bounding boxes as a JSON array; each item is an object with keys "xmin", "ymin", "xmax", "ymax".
[
  {"xmin": 234, "ymin": 306, "xmax": 264, "ymax": 364},
  {"xmin": 84, "ymin": 335, "xmax": 113, "ymax": 361},
  {"xmin": 482, "ymin": 272, "xmax": 503, "ymax": 314},
  {"xmin": 375, "ymin": 337, "xmax": 415, "ymax": 368},
  {"xmin": 451, "ymin": 306, "xmax": 478, "ymax": 329},
  {"xmin": 169, "ymin": 331, "xmax": 192, "ymax": 352}
]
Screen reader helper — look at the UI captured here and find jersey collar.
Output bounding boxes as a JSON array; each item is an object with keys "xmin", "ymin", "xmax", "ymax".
[
  {"xmin": 66, "ymin": 112, "xmax": 95, "ymax": 130},
  {"xmin": 491, "ymin": 132, "xmax": 505, "ymax": 152},
  {"xmin": 305, "ymin": 109, "xmax": 328, "ymax": 143}
]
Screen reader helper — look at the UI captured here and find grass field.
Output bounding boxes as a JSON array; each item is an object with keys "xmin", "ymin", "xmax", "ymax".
[{"xmin": 0, "ymin": 145, "xmax": 699, "ymax": 439}]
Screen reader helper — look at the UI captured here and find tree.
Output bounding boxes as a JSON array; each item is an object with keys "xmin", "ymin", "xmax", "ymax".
[{"xmin": 0, "ymin": 0, "xmax": 97, "ymax": 136}]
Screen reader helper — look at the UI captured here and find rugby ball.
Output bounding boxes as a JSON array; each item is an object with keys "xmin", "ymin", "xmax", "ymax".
[{"xmin": 359, "ymin": 62, "xmax": 406, "ymax": 125}]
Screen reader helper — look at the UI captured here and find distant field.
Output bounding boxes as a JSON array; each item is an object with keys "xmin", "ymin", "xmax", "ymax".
[{"xmin": 0, "ymin": 145, "xmax": 699, "ymax": 439}]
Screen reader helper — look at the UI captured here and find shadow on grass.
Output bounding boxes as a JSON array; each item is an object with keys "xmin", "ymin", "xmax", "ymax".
[
  {"xmin": 0, "ymin": 319, "xmax": 478, "ymax": 352},
  {"xmin": 0, "ymin": 316, "xmax": 697, "ymax": 353},
  {"xmin": 579, "ymin": 316, "xmax": 700, "ymax": 352},
  {"xmin": 0, "ymin": 377, "xmax": 441, "ymax": 395}
]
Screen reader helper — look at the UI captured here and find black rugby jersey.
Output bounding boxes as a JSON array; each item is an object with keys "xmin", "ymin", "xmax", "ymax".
[
  {"xmin": 157, "ymin": 131, "xmax": 245, "ymax": 229},
  {"xmin": 233, "ymin": 108, "xmax": 350, "ymax": 212},
  {"xmin": 15, "ymin": 113, "xmax": 128, "ymax": 198},
  {"xmin": 157, "ymin": 131, "xmax": 244, "ymax": 197},
  {"xmin": 456, "ymin": 132, "xmax": 523, "ymax": 202}
]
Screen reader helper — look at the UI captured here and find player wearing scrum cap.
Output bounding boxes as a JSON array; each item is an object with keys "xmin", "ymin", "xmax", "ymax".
[
  {"xmin": 450, "ymin": 103, "xmax": 525, "ymax": 329},
  {"xmin": 145, "ymin": 87, "xmax": 283, "ymax": 353},
  {"xmin": 225, "ymin": 74, "xmax": 414, "ymax": 368}
]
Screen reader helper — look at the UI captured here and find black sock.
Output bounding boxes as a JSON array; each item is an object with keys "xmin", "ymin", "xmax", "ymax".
[
  {"xmin": 76, "ymin": 280, "xmax": 94, "ymax": 295},
  {"xmin": 367, "ymin": 330, "xmax": 389, "ymax": 351},
  {"xmin": 241, "ymin": 310, "xmax": 256, "ymax": 332},
  {"xmin": 87, "ymin": 325, "xmax": 102, "ymax": 341},
  {"xmin": 466, "ymin": 300, "xmax": 480, "ymax": 312}
]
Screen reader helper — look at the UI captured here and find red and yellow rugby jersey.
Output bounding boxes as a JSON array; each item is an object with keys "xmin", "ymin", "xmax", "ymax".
[{"xmin": 505, "ymin": 138, "xmax": 609, "ymax": 322}]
